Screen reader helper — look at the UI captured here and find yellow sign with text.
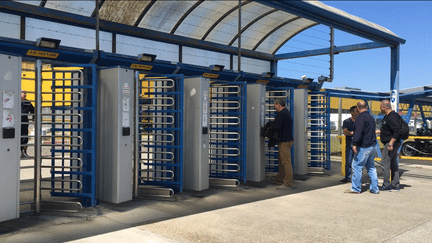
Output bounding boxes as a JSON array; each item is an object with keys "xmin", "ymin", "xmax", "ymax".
[
  {"xmin": 255, "ymin": 79, "xmax": 269, "ymax": 84},
  {"xmin": 203, "ymin": 73, "xmax": 220, "ymax": 79},
  {"xmin": 130, "ymin": 63, "xmax": 153, "ymax": 71},
  {"xmin": 26, "ymin": 50, "xmax": 59, "ymax": 59}
]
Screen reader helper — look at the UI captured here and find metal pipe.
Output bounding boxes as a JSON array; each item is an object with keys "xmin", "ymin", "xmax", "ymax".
[
  {"xmin": 134, "ymin": 71, "xmax": 139, "ymax": 198},
  {"xmin": 238, "ymin": 0, "xmax": 241, "ymax": 71},
  {"xmin": 338, "ymin": 96, "xmax": 342, "ymax": 136},
  {"xmin": 95, "ymin": 0, "xmax": 100, "ymax": 52},
  {"xmin": 329, "ymin": 27, "xmax": 334, "ymax": 82},
  {"xmin": 34, "ymin": 59, "xmax": 42, "ymax": 214}
]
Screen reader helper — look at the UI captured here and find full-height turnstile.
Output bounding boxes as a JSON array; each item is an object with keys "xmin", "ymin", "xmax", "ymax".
[
  {"xmin": 0, "ymin": 54, "xmax": 21, "ymax": 222},
  {"xmin": 264, "ymin": 88, "xmax": 294, "ymax": 173},
  {"xmin": 19, "ymin": 61, "xmax": 98, "ymax": 214},
  {"xmin": 134, "ymin": 73, "xmax": 184, "ymax": 197},
  {"xmin": 183, "ymin": 76, "xmax": 210, "ymax": 191},
  {"xmin": 246, "ymin": 84, "xmax": 266, "ymax": 182},
  {"xmin": 308, "ymin": 91, "xmax": 331, "ymax": 170},
  {"xmin": 209, "ymin": 81, "xmax": 246, "ymax": 186},
  {"xmin": 264, "ymin": 88, "xmax": 308, "ymax": 175},
  {"xmin": 97, "ymin": 67, "xmax": 134, "ymax": 204}
]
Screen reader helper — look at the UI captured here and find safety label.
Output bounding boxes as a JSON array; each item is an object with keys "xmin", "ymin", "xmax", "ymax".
[{"xmin": 2, "ymin": 90, "xmax": 14, "ymax": 109}]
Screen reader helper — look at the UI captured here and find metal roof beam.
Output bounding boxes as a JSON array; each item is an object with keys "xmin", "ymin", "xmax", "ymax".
[
  {"xmin": 275, "ymin": 42, "xmax": 388, "ymax": 60},
  {"xmin": 201, "ymin": 0, "xmax": 252, "ymax": 41},
  {"xmin": 252, "ymin": 17, "xmax": 301, "ymax": 51},
  {"xmin": 228, "ymin": 9, "xmax": 278, "ymax": 46},
  {"xmin": 400, "ymin": 90, "xmax": 432, "ymax": 101},
  {"xmin": 255, "ymin": 1, "xmax": 406, "ymax": 46},
  {"xmin": 325, "ymin": 88, "xmax": 389, "ymax": 101},
  {"xmin": 170, "ymin": 0, "xmax": 204, "ymax": 35}
]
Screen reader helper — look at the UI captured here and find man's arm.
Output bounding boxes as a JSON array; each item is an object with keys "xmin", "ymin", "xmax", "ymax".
[
  {"xmin": 343, "ymin": 128, "xmax": 353, "ymax": 136},
  {"xmin": 351, "ymin": 117, "xmax": 364, "ymax": 153},
  {"xmin": 272, "ymin": 111, "xmax": 283, "ymax": 131}
]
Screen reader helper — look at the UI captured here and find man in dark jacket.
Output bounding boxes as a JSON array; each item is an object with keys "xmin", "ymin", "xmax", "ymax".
[
  {"xmin": 339, "ymin": 106, "xmax": 358, "ymax": 183},
  {"xmin": 345, "ymin": 101, "xmax": 379, "ymax": 194},
  {"xmin": 377, "ymin": 99, "xmax": 402, "ymax": 191},
  {"xmin": 272, "ymin": 98, "xmax": 294, "ymax": 189},
  {"xmin": 21, "ymin": 90, "xmax": 34, "ymax": 158}
]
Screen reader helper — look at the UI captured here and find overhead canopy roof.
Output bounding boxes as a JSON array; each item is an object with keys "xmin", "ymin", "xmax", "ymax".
[{"xmin": 15, "ymin": 0, "xmax": 405, "ymax": 56}]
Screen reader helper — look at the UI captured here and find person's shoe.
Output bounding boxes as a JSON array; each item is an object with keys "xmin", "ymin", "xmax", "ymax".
[
  {"xmin": 379, "ymin": 186, "xmax": 392, "ymax": 192},
  {"xmin": 392, "ymin": 186, "xmax": 400, "ymax": 191},
  {"xmin": 339, "ymin": 178, "xmax": 350, "ymax": 184},
  {"xmin": 370, "ymin": 190, "xmax": 380, "ymax": 194},
  {"xmin": 344, "ymin": 189, "xmax": 360, "ymax": 194},
  {"xmin": 268, "ymin": 177, "xmax": 282, "ymax": 185},
  {"xmin": 276, "ymin": 184, "xmax": 293, "ymax": 190}
]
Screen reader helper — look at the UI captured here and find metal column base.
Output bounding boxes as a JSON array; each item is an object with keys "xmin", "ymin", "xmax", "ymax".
[
  {"xmin": 209, "ymin": 178, "xmax": 240, "ymax": 187},
  {"xmin": 138, "ymin": 186, "xmax": 175, "ymax": 198}
]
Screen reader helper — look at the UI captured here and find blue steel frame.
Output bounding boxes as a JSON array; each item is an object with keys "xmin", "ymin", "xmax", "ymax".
[
  {"xmin": 209, "ymin": 81, "xmax": 247, "ymax": 183},
  {"xmin": 48, "ymin": 63, "xmax": 98, "ymax": 207},
  {"xmin": 264, "ymin": 87, "xmax": 294, "ymax": 173},
  {"xmin": 137, "ymin": 74, "xmax": 184, "ymax": 193},
  {"xmin": 308, "ymin": 90, "xmax": 331, "ymax": 169}
]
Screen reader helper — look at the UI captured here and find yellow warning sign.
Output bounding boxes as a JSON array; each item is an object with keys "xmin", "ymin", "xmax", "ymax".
[
  {"xmin": 130, "ymin": 63, "xmax": 153, "ymax": 71},
  {"xmin": 255, "ymin": 79, "xmax": 269, "ymax": 84},
  {"xmin": 26, "ymin": 50, "xmax": 59, "ymax": 59},
  {"xmin": 203, "ymin": 73, "xmax": 219, "ymax": 79}
]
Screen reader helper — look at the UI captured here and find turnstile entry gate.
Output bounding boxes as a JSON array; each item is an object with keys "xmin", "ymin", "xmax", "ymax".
[
  {"xmin": 245, "ymin": 84, "xmax": 266, "ymax": 182},
  {"xmin": 264, "ymin": 88, "xmax": 294, "ymax": 173},
  {"xmin": 134, "ymin": 73, "xmax": 184, "ymax": 197},
  {"xmin": 97, "ymin": 67, "xmax": 134, "ymax": 204},
  {"xmin": 20, "ymin": 61, "xmax": 98, "ymax": 214},
  {"xmin": 209, "ymin": 81, "xmax": 246, "ymax": 186},
  {"xmin": 308, "ymin": 91, "xmax": 331, "ymax": 170},
  {"xmin": 0, "ymin": 54, "xmax": 21, "ymax": 222},
  {"xmin": 183, "ymin": 77, "xmax": 210, "ymax": 191}
]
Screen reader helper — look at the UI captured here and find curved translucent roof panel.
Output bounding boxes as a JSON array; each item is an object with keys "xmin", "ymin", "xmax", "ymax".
[
  {"xmin": 307, "ymin": 1, "xmax": 397, "ymax": 37},
  {"xmin": 12, "ymin": 0, "xmax": 405, "ymax": 55}
]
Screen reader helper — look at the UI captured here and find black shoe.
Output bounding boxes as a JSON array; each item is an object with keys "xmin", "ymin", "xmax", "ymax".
[
  {"xmin": 339, "ymin": 178, "xmax": 350, "ymax": 184},
  {"xmin": 21, "ymin": 150, "xmax": 30, "ymax": 158},
  {"xmin": 379, "ymin": 186, "xmax": 392, "ymax": 192},
  {"xmin": 392, "ymin": 186, "xmax": 400, "ymax": 191}
]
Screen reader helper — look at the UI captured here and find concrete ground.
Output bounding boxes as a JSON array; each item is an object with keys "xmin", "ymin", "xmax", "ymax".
[{"xmin": 1, "ymin": 156, "xmax": 432, "ymax": 243}]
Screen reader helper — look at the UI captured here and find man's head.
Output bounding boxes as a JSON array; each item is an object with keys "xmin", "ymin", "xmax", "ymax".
[
  {"xmin": 350, "ymin": 105, "xmax": 358, "ymax": 119},
  {"xmin": 274, "ymin": 98, "xmax": 286, "ymax": 112},
  {"xmin": 21, "ymin": 90, "xmax": 27, "ymax": 99},
  {"xmin": 357, "ymin": 101, "xmax": 368, "ymax": 112},
  {"xmin": 380, "ymin": 100, "xmax": 392, "ymax": 114}
]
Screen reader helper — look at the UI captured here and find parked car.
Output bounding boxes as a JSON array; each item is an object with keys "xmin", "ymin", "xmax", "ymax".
[{"xmin": 330, "ymin": 121, "xmax": 337, "ymax": 131}]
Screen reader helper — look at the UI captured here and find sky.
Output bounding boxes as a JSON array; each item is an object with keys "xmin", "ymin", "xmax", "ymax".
[{"xmin": 277, "ymin": 1, "xmax": 432, "ymax": 93}]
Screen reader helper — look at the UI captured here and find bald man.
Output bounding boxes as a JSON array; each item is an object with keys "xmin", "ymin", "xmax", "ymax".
[
  {"xmin": 345, "ymin": 101, "xmax": 379, "ymax": 194},
  {"xmin": 377, "ymin": 100, "xmax": 402, "ymax": 191}
]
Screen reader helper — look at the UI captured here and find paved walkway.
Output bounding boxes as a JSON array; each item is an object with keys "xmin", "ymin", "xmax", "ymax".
[{"xmin": 1, "ymin": 158, "xmax": 432, "ymax": 243}]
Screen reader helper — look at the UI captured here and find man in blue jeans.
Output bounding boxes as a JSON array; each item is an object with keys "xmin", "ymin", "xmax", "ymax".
[{"xmin": 344, "ymin": 101, "xmax": 379, "ymax": 194}]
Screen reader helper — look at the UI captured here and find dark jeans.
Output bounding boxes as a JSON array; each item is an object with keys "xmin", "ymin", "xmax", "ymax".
[
  {"xmin": 381, "ymin": 142, "xmax": 402, "ymax": 188},
  {"xmin": 344, "ymin": 146, "xmax": 353, "ymax": 180}
]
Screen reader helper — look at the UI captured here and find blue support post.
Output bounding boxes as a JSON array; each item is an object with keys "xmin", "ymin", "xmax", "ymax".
[{"xmin": 390, "ymin": 45, "xmax": 400, "ymax": 112}]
